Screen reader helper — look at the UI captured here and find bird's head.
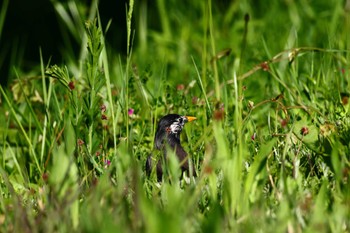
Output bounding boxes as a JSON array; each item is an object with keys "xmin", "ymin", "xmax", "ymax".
[{"xmin": 154, "ymin": 114, "xmax": 196, "ymax": 149}]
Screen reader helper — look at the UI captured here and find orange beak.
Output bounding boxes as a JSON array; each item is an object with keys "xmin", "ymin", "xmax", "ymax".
[{"xmin": 185, "ymin": 116, "xmax": 197, "ymax": 122}]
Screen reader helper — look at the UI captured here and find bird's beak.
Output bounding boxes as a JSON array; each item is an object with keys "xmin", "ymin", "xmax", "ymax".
[{"xmin": 185, "ymin": 116, "xmax": 197, "ymax": 122}]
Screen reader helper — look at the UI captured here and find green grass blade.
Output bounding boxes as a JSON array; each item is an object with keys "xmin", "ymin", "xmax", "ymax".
[{"xmin": 0, "ymin": 85, "xmax": 42, "ymax": 174}]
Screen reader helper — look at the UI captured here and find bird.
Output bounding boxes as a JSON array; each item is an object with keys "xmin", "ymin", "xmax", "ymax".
[{"xmin": 146, "ymin": 114, "xmax": 197, "ymax": 181}]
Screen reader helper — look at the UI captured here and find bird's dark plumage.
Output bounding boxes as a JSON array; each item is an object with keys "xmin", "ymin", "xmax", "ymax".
[{"xmin": 146, "ymin": 114, "xmax": 196, "ymax": 181}]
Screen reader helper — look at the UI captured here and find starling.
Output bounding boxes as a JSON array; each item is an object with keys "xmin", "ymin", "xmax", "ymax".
[{"xmin": 146, "ymin": 114, "xmax": 197, "ymax": 181}]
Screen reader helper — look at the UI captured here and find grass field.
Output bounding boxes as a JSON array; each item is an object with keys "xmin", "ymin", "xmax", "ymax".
[{"xmin": 1, "ymin": 0, "xmax": 350, "ymax": 232}]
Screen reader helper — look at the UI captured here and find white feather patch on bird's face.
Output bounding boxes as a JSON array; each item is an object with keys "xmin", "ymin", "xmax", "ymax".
[{"xmin": 168, "ymin": 116, "xmax": 188, "ymax": 134}]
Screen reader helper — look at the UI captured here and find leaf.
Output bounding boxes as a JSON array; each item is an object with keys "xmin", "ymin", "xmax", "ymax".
[
  {"xmin": 310, "ymin": 180, "xmax": 329, "ymax": 224},
  {"xmin": 49, "ymin": 143, "xmax": 78, "ymax": 199},
  {"xmin": 244, "ymin": 138, "xmax": 277, "ymax": 201}
]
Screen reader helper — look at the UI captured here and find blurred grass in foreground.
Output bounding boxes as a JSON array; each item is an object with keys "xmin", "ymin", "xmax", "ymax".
[{"xmin": 1, "ymin": 0, "xmax": 350, "ymax": 232}]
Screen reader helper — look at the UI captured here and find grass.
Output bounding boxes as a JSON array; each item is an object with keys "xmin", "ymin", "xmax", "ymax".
[{"xmin": 1, "ymin": 0, "xmax": 350, "ymax": 232}]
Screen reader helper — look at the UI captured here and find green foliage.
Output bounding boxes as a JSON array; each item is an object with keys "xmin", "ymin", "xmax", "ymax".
[{"xmin": 1, "ymin": 0, "xmax": 350, "ymax": 232}]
